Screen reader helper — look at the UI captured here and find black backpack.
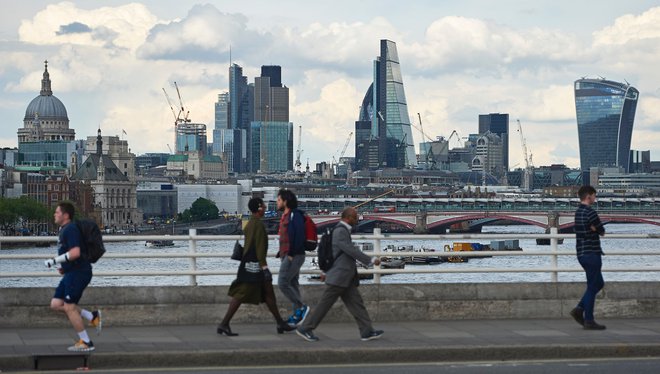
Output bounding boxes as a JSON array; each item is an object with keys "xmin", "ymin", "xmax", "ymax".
[
  {"xmin": 317, "ymin": 226, "xmax": 345, "ymax": 272},
  {"xmin": 75, "ymin": 219, "xmax": 106, "ymax": 263}
]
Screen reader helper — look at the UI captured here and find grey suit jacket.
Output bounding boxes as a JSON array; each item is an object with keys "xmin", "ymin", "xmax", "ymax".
[{"xmin": 325, "ymin": 222, "xmax": 373, "ymax": 288}]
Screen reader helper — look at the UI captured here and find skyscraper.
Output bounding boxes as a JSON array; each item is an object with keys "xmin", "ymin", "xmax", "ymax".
[
  {"xmin": 251, "ymin": 65, "xmax": 292, "ymax": 173},
  {"xmin": 355, "ymin": 40, "xmax": 416, "ymax": 169},
  {"xmin": 574, "ymin": 78, "xmax": 639, "ymax": 172},
  {"xmin": 228, "ymin": 64, "xmax": 253, "ymax": 172},
  {"xmin": 478, "ymin": 113, "xmax": 509, "ymax": 172}
]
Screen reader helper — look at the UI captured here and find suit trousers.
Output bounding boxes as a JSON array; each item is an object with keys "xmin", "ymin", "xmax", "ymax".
[{"xmin": 302, "ymin": 281, "xmax": 374, "ymax": 337}]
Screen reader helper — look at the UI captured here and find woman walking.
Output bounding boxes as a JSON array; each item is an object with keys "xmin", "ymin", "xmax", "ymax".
[{"xmin": 217, "ymin": 197, "xmax": 295, "ymax": 336}]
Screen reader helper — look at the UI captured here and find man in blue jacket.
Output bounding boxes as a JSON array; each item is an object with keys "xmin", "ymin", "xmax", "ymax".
[{"xmin": 276, "ymin": 189, "xmax": 310, "ymax": 326}]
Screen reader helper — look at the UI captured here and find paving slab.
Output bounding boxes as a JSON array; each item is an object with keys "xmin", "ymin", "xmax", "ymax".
[{"xmin": 0, "ymin": 318, "xmax": 660, "ymax": 371}]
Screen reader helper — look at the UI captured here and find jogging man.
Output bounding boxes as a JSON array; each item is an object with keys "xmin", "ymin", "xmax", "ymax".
[{"xmin": 45, "ymin": 201, "xmax": 102, "ymax": 352}]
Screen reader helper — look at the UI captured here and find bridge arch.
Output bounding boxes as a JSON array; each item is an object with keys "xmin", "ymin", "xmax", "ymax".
[{"xmin": 428, "ymin": 214, "xmax": 548, "ymax": 230}]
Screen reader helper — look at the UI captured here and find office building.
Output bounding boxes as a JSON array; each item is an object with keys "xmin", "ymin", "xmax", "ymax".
[
  {"xmin": 355, "ymin": 40, "xmax": 416, "ymax": 169},
  {"xmin": 574, "ymin": 78, "xmax": 639, "ymax": 172},
  {"xmin": 250, "ymin": 121, "xmax": 293, "ymax": 172},
  {"xmin": 175, "ymin": 123, "xmax": 207, "ymax": 155},
  {"xmin": 478, "ymin": 113, "xmax": 509, "ymax": 171}
]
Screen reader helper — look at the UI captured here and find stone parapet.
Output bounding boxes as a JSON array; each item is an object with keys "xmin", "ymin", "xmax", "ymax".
[{"xmin": 2, "ymin": 282, "xmax": 659, "ymax": 327}]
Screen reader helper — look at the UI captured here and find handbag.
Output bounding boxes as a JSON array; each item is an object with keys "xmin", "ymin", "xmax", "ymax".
[{"xmin": 231, "ymin": 240, "xmax": 244, "ymax": 261}]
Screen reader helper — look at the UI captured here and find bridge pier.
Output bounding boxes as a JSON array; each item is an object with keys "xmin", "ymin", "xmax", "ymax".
[{"xmin": 413, "ymin": 210, "xmax": 428, "ymax": 234}]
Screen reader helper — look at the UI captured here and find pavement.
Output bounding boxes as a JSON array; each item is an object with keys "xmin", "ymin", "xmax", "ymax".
[{"xmin": 2, "ymin": 318, "xmax": 660, "ymax": 371}]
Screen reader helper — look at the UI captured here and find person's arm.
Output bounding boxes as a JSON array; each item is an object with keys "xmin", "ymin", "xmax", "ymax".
[
  {"xmin": 333, "ymin": 227, "xmax": 373, "ymax": 266},
  {"xmin": 45, "ymin": 226, "xmax": 81, "ymax": 267},
  {"xmin": 589, "ymin": 210, "xmax": 605, "ymax": 236},
  {"xmin": 255, "ymin": 221, "xmax": 268, "ymax": 268}
]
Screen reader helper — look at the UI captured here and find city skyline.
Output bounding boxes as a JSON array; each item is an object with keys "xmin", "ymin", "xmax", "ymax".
[{"xmin": 1, "ymin": 1, "xmax": 660, "ymax": 170}]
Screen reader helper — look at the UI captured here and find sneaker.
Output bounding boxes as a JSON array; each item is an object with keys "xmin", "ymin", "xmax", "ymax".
[
  {"xmin": 286, "ymin": 314, "xmax": 300, "ymax": 327},
  {"xmin": 361, "ymin": 330, "xmax": 384, "ymax": 341},
  {"xmin": 296, "ymin": 327, "xmax": 319, "ymax": 342},
  {"xmin": 90, "ymin": 310, "xmax": 102, "ymax": 335},
  {"xmin": 67, "ymin": 339, "xmax": 95, "ymax": 352},
  {"xmin": 569, "ymin": 307, "xmax": 584, "ymax": 326},
  {"xmin": 583, "ymin": 320, "xmax": 606, "ymax": 330},
  {"xmin": 297, "ymin": 305, "xmax": 310, "ymax": 326}
]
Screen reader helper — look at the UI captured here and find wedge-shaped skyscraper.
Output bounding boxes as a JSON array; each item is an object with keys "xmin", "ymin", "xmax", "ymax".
[
  {"xmin": 355, "ymin": 40, "xmax": 416, "ymax": 169},
  {"xmin": 574, "ymin": 78, "xmax": 639, "ymax": 172}
]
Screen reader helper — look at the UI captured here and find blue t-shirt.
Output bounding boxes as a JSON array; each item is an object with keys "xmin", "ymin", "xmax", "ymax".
[{"xmin": 57, "ymin": 222, "xmax": 91, "ymax": 272}]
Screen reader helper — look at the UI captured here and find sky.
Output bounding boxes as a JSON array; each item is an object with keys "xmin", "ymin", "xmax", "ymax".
[{"xmin": 1, "ymin": 0, "xmax": 660, "ymax": 170}]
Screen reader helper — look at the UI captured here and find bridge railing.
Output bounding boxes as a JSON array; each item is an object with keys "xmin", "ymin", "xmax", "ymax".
[{"xmin": 2, "ymin": 228, "xmax": 659, "ymax": 285}]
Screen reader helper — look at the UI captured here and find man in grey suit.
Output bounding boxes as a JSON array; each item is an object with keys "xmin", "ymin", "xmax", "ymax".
[{"xmin": 296, "ymin": 207, "xmax": 384, "ymax": 342}]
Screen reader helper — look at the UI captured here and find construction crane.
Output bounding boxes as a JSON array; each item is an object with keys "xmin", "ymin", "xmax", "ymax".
[
  {"xmin": 338, "ymin": 132, "xmax": 353, "ymax": 160},
  {"xmin": 417, "ymin": 113, "xmax": 436, "ymax": 169},
  {"xmin": 448, "ymin": 130, "xmax": 463, "ymax": 148},
  {"xmin": 162, "ymin": 88, "xmax": 179, "ymax": 122},
  {"xmin": 166, "ymin": 144, "xmax": 173, "ymax": 154},
  {"xmin": 173, "ymin": 82, "xmax": 191, "ymax": 122},
  {"xmin": 516, "ymin": 119, "xmax": 533, "ymax": 190},
  {"xmin": 295, "ymin": 125, "xmax": 303, "ymax": 173}
]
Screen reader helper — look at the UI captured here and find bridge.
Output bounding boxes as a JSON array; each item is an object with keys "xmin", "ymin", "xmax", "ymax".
[{"xmin": 310, "ymin": 211, "xmax": 660, "ymax": 233}]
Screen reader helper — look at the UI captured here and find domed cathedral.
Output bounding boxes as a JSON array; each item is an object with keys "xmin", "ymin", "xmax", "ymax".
[{"xmin": 17, "ymin": 60, "xmax": 75, "ymax": 143}]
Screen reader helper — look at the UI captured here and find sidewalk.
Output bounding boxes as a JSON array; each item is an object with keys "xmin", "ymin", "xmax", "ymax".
[{"xmin": 2, "ymin": 318, "xmax": 660, "ymax": 371}]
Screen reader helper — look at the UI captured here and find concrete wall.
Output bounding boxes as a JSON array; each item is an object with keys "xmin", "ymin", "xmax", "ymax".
[{"xmin": 2, "ymin": 282, "xmax": 659, "ymax": 327}]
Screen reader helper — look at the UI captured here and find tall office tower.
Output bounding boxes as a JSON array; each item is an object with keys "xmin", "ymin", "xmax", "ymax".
[
  {"xmin": 213, "ymin": 92, "xmax": 243, "ymax": 173},
  {"xmin": 254, "ymin": 66, "xmax": 289, "ymax": 122},
  {"xmin": 228, "ymin": 64, "xmax": 253, "ymax": 172},
  {"xmin": 478, "ymin": 113, "xmax": 509, "ymax": 172},
  {"xmin": 355, "ymin": 40, "xmax": 416, "ymax": 169},
  {"xmin": 251, "ymin": 65, "xmax": 292, "ymax": 172},
  {"xmin": 574, "ymin": 78, "xmax": 639, "ymax": 172},
  {"xmin": 175, "ymin": 123, "xmax": 207, "ymax": 155}
]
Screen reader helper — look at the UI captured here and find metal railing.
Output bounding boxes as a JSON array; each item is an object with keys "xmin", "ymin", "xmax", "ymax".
[{"xmin": 2, "ymin": 228, "xmax": 660, "ymax": 285}]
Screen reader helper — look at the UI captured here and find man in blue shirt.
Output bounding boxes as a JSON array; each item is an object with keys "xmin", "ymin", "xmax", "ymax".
[
  {"xmin": 45, "ymin": 202, "xmax": 102, "ymax": 352},
  {"xmin": 570, "ymin": 186, "xmax": 606, "ymax": 330}
]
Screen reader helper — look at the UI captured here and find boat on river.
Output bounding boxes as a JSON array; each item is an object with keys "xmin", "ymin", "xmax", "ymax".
[{"xmin": 145, "ymin": 239, "xmax": 175, "ymax": 247}]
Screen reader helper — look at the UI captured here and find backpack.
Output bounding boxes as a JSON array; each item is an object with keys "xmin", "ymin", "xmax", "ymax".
[
  {"xmin": 316, "ymin": 227, "xmax": 335, "ymax": 271},
  {"xmin": 303, "ymin": 214, "xmax": 318, "ymax": 251},
  {"xmin": 75, "ymin": 219, "xmax": 106, "ymax": 263}
]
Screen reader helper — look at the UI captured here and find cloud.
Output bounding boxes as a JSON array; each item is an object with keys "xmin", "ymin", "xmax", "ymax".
[
  {"xmin": 18, "ymin": 2, "xmax": 158, "ymax": 51},
  {"xmin": 138, "ymin": 4, "xmax": 270, "ymax": 61},
  {"xmin": 404, "ymin": 16, "xmax": 585, "ymax": 75},
  {"xmin": 593, "ymin": 7, "xmax": 660, "ymax": 46},
  {"xmin": 56, "ymin": 21, "xmax": 91, "ymax": 35}
]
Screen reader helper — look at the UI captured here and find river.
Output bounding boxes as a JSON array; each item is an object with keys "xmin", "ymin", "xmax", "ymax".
[{"xmin": 2, "ymin": 223, "xmax": 659, "ymax": 287}]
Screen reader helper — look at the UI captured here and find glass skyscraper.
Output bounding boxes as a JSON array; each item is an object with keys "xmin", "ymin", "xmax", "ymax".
[
  {"xmin": 250, "ymin": 121, "xmax": 293, "ymax": 172},
  {"xmin": 574, "ymin": 78, "xmax": 638, "ymax": 172},
  {"xmin": 355, "ymin": 40, "xmax": 416, "ymax": 169}
]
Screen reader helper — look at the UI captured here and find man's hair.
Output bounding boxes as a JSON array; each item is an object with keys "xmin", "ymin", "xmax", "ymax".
[
  {"xmin": 578, "ymin": 185, "xmax": 597, "ymax": 200},
  {"xmin": 277, "ymin": 189, "xmax": 298, "ymax": 209},
  {"xmin": 57, "ymin": 201, "xmax": 75, "ymax": 220},
  {"xmin": 248, "ymin": 197, "xmax": 264, "ymax": 213}
]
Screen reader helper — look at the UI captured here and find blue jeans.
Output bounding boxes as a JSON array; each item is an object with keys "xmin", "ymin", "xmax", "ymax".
[{"xmin": 577, "ymin": 254, "xmax": 604, "ymax": 321}]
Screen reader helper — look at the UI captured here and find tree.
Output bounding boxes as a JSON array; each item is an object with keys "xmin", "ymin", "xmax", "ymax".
[
  {"xmin": 0, "ymin": 196, "xmax": 50, "ymax": 235},
  {"xmin": 180, "ymin": 197, "xmax": 219, "ymax": 223}
]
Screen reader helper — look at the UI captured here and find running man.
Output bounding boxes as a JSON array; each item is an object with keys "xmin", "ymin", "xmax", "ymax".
[{"xmin": 45, "ymin": 201, "xmax": 102, "ymax": 352}]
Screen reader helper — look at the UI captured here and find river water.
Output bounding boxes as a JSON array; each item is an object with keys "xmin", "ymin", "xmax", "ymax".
[{"xmin": 2, "ymin": 223, "xmax": 659, "ymax": 287}]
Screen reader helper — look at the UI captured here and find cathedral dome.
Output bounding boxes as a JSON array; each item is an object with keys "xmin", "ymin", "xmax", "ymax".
[{"xmin": 23, "ymin": 61, "xmax": 69, "ymax": 122}]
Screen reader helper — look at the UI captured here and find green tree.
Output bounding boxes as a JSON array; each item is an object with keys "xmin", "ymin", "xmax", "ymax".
[
  {"xmin": 0, "ymin": 196, "xmax": 50, "ymax": 235},
  {"xmin": 189, "ymin": 197, "xmax": 219, "ymax": 222}
]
